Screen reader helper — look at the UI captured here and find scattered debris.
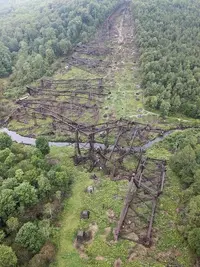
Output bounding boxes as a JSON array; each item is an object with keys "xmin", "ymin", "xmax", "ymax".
[
  {"xmin": 80, "ymin": 210, "xmax": 90, "ymax": 219},
  {"xmin": 76, "ymin": 230, "xmax": 91, "ymax": 244},
  {"xmin": 114, "ymin": 258, "xmax": 122, "ymax": 267},
  {"xmin": 86, "ymin": 185, "xmax": 94, "ymax": 193}
]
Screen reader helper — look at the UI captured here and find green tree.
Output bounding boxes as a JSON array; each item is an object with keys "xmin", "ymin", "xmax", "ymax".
[
  {"xmin": 37, "ymin": 175, "xmax": 51, "ymax": 197},
  {"xmin": 0, "ymin": 133, "xmax": 12, "ymax": 150},
  {"xmin": 14, "ymin": 182, "xmax": 38, "ymax": 207},
  {"xmin": 35, "ymin": 137, "xmax": 50, "ymax": 155},
  {"xmin": 147, "ymin": 95, "xmax": 158, "ymax": 109},
  {"xmin": 54, "ymin": 171, "xmax": 72, "ymax": 189},
  {"xmin": 0, "ymin": 245, "xmax": 17, "ymax": 267},
  {"xmin": 192, "ymin": 169, "xmax": 200, "ymax": 195},
  {"xmin": 170, "ymin": 145, "xmax": 196, "ymax": 185},
  {"xmin": 187, "ymin": 195, "xmax": 200, "ymax": 227},
  {"xmin": 6, "ymin": 217, "xmax": 19, "ymax": 233},
  {"xmin": 45, "ymin": 48, "xmax": 55, "ymax": 64},
  {"xmin": 0, "ymin": 230, "xmax": 5, "ymax": 243},
  {"xmin": 4, "ymin": 152, "xmax": 16, "ymax": 167},
  {"xmin": 1, "ymin": 177, "xmax": 19, "ymax": 190},
  {"xmin": 171, "ymin": 95, "xmax": 181, "ymax": 112},
  {"xmin": 59, "ymin": 39, "xmax": 71, "ymax": 55},
  {"xmin": 15, "ymin": 169, "xmax": 24, "ymax": 182},
  {"xmin": 160, "ymin": 100, "xmax": 170, "ymax": 117},
  {"xmin": 188, "ymin": 228, "xmax": 200, "ymax": 256},
  {"xmin": 0, "ymin": 189, "xmax": 16, "ymax": 219},
  {"xmin": 15, "ymin": 222, "xmax": 45, "ymax": 253},
  {"xmin": 0, "ymin": 148, "xmax": 11, "ymax": 162},
  {"xmin": 0, "ymin": 42, "xmax": 12, "ymax": 77},
  {"xmin": 195, "ymin": 144, "xmax": 200, "ymax": 164}
]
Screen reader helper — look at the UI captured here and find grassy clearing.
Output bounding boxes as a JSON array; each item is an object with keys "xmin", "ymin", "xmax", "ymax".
[
  {"xmin": 49, "ymin": 147, "xmax": 92, "ymax": 267},
  {"xmin": 52, "ymin": 173, "xmax": 92, "ymax": 267},
  {"xmin": 146, "ymin": 145, "xmax": 171, "ymax": 160},
  {"xmin": 102, "ymin": 65, "xmax": 144, "ymax": 121},
  {"xmin": 54, "ymin": 67, "xmax": 99, "ymax": 80},
  {"xmin": 153, "ymin": 169, "xmax": 193, "ymax": 266},
  {"xmin": 51, "ymin": 141, "xmax": 193, "ymax": 267},
  {"xmin": 52, "ymin": 166, "xmax": 132, "ymax": 267},
  {"xmin": 8, "ymin": 117, "xmax": 53, "ymax": 136}
]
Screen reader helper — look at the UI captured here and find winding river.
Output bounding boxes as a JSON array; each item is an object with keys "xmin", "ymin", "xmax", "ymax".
[{"xmin": 0, "ymin": 127, "xmax": 175, "ymax": 151}]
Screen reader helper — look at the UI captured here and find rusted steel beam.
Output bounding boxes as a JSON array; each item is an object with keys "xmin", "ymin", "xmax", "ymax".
[
  {"xmin": 43, "ymin": 78, "xmax": 102, "ymax": 84},
  {"xmin": 75, "ymin": 129, "xmax": 81, "ymax": 156},
  {"xmin": 89, "ymin": 124, "xmax": 128, "ymax": 135},
  {"xmin": 118, "ymin": 127, "xmax": 138, "ymax": 160},
  {"xmin": 109, "ymin": 128, "xmax": 124, "ymax": 160},
  {"xmin": 19, "ymin": 99, "xmax": 96, "ymax": 110},
  {"xmin": 138, "ymin": 159, "xmax": 146, "ymax": 187},
  {"xmin": 160, "ymin": 164, "xmax": 166, "ymax": 192},
  {"xmin": 114, "ymin": 176, "xmax": 137, "ymax": 241},
  {"xmin": 134, "ymin": 179, "xmax": 157, "ymax": 197},
  {"xmin": 25, "ymin": 106, "xmax": 88, "ymax": 136},
  {"xmin": 146, "ymin": 198, "xmax": 157, "ymax": 246}
]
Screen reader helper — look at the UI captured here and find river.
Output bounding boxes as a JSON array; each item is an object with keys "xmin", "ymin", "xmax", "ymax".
[{"xmin": 0, "ymin": 128, "xmax": 175, "ymax": 151}]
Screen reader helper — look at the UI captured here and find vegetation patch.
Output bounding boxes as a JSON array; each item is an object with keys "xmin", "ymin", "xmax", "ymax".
[
  {"xmin": 0, "ymin": 133, "xmax": 87, "ymax": 266},
  {"xmin": 132, "ymin": 0, "xmax": 200, "ymax": 118}
]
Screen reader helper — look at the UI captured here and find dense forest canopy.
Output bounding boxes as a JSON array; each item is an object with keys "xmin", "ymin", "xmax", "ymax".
[
  {"xmin": 0, "ymin": 0, "xmax": 121, "ymax": 96},
  {"xmin": 169, "ymin": 131, "xmax": 200, "ymax": 257},
  {"xmin": 0, "ymin": 133, "xmax": 76, "ymax": 266},
  {"xmin": 132, "ymin": 0, "xmax": 200, "ymax": 118}
]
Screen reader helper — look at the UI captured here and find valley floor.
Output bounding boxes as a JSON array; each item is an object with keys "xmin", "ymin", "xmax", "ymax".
[
  {"xmin": 49, "ymin": 4, "xmax": 193, "ymax": 267},
  {"xmin": 0, "ymin": 2, "xmax": 196, "ymax": 266}
]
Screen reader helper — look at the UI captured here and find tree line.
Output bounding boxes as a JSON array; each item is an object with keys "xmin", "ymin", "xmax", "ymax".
[
  {"xmin": 0, "ymin": 0, "xmax": 121, "ymax": 97},
  {"xmin": 169, "ymin": 131, "xmax": 200, "ymax": 258},
  {"xmin": 132, "ymin": 0, "xmax": 200, "ymax": 118},
  {"xmin": 0, "ymin": 133, "xmax": 76, "ymax": 266}
]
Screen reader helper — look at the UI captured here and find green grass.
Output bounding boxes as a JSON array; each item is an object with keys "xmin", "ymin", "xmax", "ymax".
[
  {"xmin": 53, "ymin": 173, "xmax": 92, "ymax": 267},
  {"xmin": 52, "ymin": 167, "xmax": 131, "ymax": 267},
  {"xmin": 54, "ymin": 67, "xmax": 99, "ymax": 80},
  {"xmin": 102, "ymin": 66, "xmax": 144, "ymax": 121},
  {"xmin": 145, "ymin": 140, "xmax": 194, "ymax": 266},
  {"xmin": 8, "ymin": 117, "xmax": 53, "ymax": 136},
  {"xmin": 51, "ymin": 143, "xmax": 193, "ymax": 267},
  {"xmin": 153, "ymin": 169, "xmax": 193, "ymax": 266},
  {"xmin": 146, "ymin": 145, "xmax": 171, "ymax": 160},
  {"xmin": 50, "ymin": 146, "xmax": 92, "ymax": 267}
]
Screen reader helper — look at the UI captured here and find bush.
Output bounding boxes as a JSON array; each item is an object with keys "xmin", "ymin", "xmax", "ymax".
[
  {"xmin": 35, "ymin": 137, "xmax": 50, "ymax": 155},
  {"xmin": 0, "ymin": 133, "xmax": 12, "ymax": 150},
  {"xmin": 6, "ymin": 217, "xmax": 19, "ymax": 233},
  {"xmin": 0, "ymin": 245, "xmax": 17, "ymax": 267},
  {"xmin": 15, "ymin": 222, "xmax": 46, "ymax": 253},
  {"xmin": 188, "ymin": 228, "xmax": 200, "ymax": 256}
]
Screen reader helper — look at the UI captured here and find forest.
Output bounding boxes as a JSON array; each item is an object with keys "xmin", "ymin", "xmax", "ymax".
[
  {"xmin": 169, "ymin": 132, "xmax": 200, "ymax": 257},
  {"xmin": 132, "ymin": 0, "xmax": 200, "ymax": 118},
  {"xmin": 0, "ymin": 133, "xmax": 77, "ymax": 266},
  {"xmin": 0, "ymin": 0, "xmax": 120, "ymax": 97}
]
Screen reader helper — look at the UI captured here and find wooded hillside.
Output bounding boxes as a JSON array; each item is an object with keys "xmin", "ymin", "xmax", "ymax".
[
  {"xmin": 132, "ymin": 0, "xmax": 200, "ymax": 118},
  {"xmin": 0, "ymin": 133, "xmax": 78, "ymax": 266},
  {"xmin": 0, "ymin": 0, "xmax": 120, "ymax": 96}
]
